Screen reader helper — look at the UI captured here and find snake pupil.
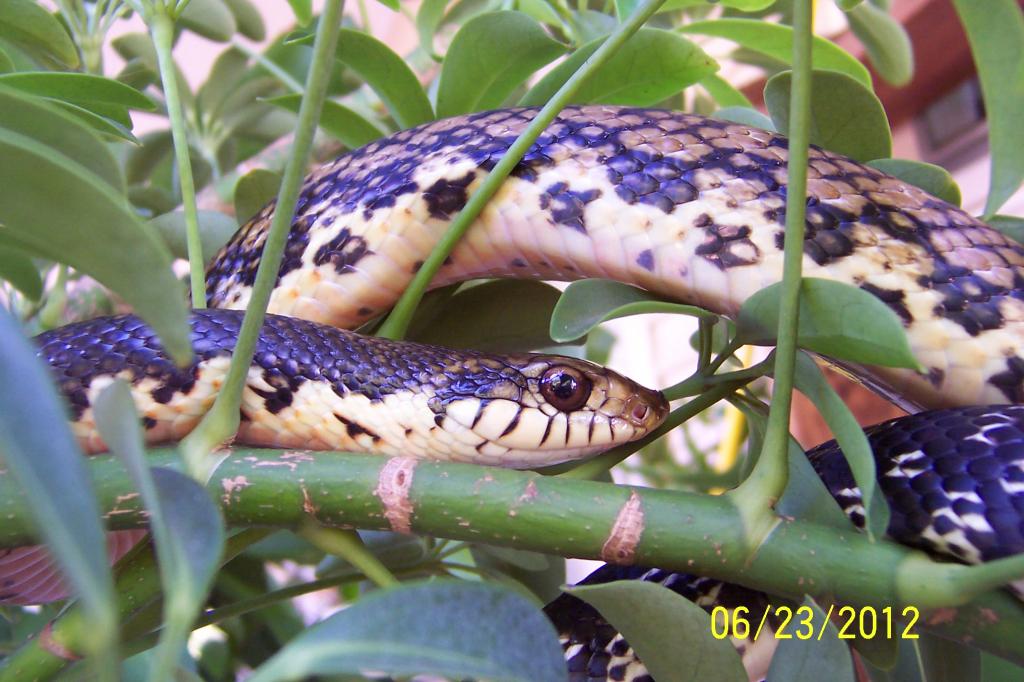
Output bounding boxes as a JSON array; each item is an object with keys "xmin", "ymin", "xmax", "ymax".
[{"xmin": 540, "ymin": 367, "xmax": 592, "ymax": 412}]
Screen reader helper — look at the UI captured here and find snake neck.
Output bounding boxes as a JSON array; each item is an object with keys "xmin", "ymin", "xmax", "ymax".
[{"xmin": 205, "ymin": 105, "xmax": 1024, "ymax": 411}]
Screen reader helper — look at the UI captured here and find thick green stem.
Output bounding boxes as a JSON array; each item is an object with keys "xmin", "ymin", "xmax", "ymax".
[
  {"xmin": 732, "ymin": 0, "xmax": 814, "ymax": 513},
  {"xmin": 150, "ymin": 11, "xmax": 206, "ymax": 307},
  {"xmin": 0, "ymin": 451, "xmax": 1021, "ymax": 675},
  {"xmin": 178, "ymin": 0, "xmax": 345, "ymax": 478},
  {"xmin": 375, "ymin": 0, "xmax": 669, "ymax": 340}
]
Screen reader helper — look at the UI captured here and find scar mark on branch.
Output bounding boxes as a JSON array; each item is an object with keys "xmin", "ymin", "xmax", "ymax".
[
  {"xmin": 601, "ymin": 490, "xmax": 644, "ymax": 564},
  {"xmin": 375, "ymin": 457, "xmax": 418, "ymax": 534}
]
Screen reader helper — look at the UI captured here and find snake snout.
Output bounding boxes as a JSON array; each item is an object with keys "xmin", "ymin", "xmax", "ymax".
[{"xmin": 623, "ymin": 387, "xmax": 669, "ymax": 431}]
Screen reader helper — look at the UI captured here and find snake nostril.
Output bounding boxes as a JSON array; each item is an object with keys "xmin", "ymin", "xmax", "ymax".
[{"xmin": 631, "ymin": 403, "xmax": 649, "ymax": 423}]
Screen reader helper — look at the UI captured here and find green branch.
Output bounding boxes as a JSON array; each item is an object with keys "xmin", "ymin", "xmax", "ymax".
[
  {"xmin": 731, "ymin": 0, "xmax": 814, "ymax": 522},
  {"xmin": 149, "ymin": 10, "xmax": 206, "ymax": 307},
  {"xmin": 178, "ymin": 0, "xmax": 345, "ymax": 479},
  {"xmin": 375, "ymin": 0, "xmax": 670, "ymax": 340},
  {"xmin": 1, "ymin": 448, "xmax": 1021, "ymax": 681}
]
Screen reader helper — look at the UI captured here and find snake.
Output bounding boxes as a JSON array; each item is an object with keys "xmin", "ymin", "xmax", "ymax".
[{"xmin": 5, "ymin": 105, "xmax": 1024, "ymax": 678}]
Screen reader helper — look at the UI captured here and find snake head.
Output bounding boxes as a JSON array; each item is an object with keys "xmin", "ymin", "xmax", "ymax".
[{"xmin": 439, "ymin": 354, "xmax": 668, "ymax": 468}]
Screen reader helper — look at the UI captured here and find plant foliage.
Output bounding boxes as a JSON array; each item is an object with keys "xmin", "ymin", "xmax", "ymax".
[{"xmin": 0, "ymin": 1, "xmax": 1022, "ymax": 681}]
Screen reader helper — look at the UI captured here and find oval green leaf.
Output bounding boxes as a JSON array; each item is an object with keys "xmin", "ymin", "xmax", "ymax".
[
  {"xmin": 334, "ymin": 29, "xmax": 434, "ymax": 128},
  {"xmin": 521, "ymin": 28, "xmax": 718, "ymax": 107},
  {"xmin": 569, "ymin": 580, "xmax": 748, "ymax": 682},
  {"xmin": 713, "ymin": 105, "xmax": 775, "ymax": 130},
  {"xmin": 0, "ymin": 129, "xmax": 190, "ymax": 362},
  {"xmin": 0, "ymin": 72, "xmax": 155, "ymax": 111},
  {"xmin": 989, "ymin": 215, "xmax": 1024, "ymax": 245},
  {"xmin": 700, "ymin": 73, "xmax": 753, "ymax": 108},
  {"xmin": 248, "ymin": 580, "xmax": 566, "ymax": 682},
  {"xmin": 409, "ymin": 280, "xmax": 564, "ymax": 352},
  {"xmin": 0, "ymin": 244, "xmax": 41, "ymax": 301},
  {"xmin": 867, "ymin": 158, "xmax": 962, "ymax": 206},
  {"xmin": 150, "ymin": 210, "xmax": 239, "ymax": 265},
  {"xmin": 223, "ymin": 0, "xmax": 266, "ymax": 41},
  {"xmin": 287, "ymin": 0, "xmax": 313, "ymax": 25},
  {"xmin": 234, "ymin": 169, "xmax": 282, "ymax": 225},
  {"xmin": 265, "ymin": 95, "xmax": 385, "ymax": 149},
  {"xmin": 679, "ymin": 18, "xmax": 871, "ymax": 87},
  {"xmin": 0, "ymin": 87, "xmax": 124, "ymax": 191},
  {"xmin": 735, "ymin": 277, "xmax": 920, "ymax": 370},
  {"xmin": 951, "ymin": 0, "xmax": 1024, "ymax": 218},
  {"xmin": 179, "ymin": 0, "xmax": 238, "ymax": 43},
  {"xmin": 766, "ymin": 597, "xmax": 855, "ymax": 682},
  {"xmin": 52, "ymin": 100, "xmax": 138, "ymax": 144},
  {"xmin": 416, "ymin": 0, "xmax": 449, "ymax": 60},
  {"xmin": 845, "ymin": 1, "xmax": 914, "ymax": 86},
  {"xmin": 436, "ymin": 11, "xmax": 565, "ymax": 118},
  {"xmin": 550, "ymin": 279, "xmax": 717, "ymax": 343},
  {"xmin": 0, "ymin": 0, "xmax": 78, "ymax": 68},
  {"xmin": 792, "ymin": 352, "xmax": 889, "ymax": 540},
  {"xmin": 764, "ymin": 69, "xmax": 892, "ymax": 161},
  {"xmin": 0, "ymin": 308, "xmax": 117, "ymax": 657}
]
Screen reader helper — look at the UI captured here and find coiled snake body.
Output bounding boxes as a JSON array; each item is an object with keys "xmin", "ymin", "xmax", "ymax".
[{"xmin": 10, "ymin": 106, "xmax": 1024, "ymax": 677}]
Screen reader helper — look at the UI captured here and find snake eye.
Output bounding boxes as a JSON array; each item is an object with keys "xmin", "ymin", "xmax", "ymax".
[{"xmin": 540, "ymin": 367, "xmax": 592, "ymax": 412}]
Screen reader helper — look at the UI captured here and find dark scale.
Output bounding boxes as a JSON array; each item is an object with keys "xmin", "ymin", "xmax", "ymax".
[
  {"xmin": 808, "ymin": 404, "xmax": 1024, "ymax": 562},
  {"xmin": 35, "ymin": 309, "xmax": 542, "ymax": 422}
]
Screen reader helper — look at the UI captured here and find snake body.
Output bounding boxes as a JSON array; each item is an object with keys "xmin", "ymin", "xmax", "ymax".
[{"xmin": 8, "ymin": 106, "xmax": 1024, "ymax": 675}]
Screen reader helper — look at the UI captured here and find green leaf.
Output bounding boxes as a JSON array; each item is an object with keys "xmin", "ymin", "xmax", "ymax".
[
  {"xmin": 0, "ymin": 125, "xmax": 190, "ymax": 362},
  {"xmin": 919, "ymin": 633, "xmax": 981, "ymax": 682},
  {"xmin": 126, "ymin": 131, "xmax": 173, "ymax": 185},
  {"xmin": 0, "ymin": 307, "xmax": 117, "ymax": 659},
  {"xmin": 736, "ymin": 278, "xmax": 920, "ymax": 370},
  {"xmin": 52, "ymin": 100, "xmax": 139, "ymax": 144},
  {"xmin": 0, "ymin": 72, "xmax": 155, "ymax": 111},
  {"xmin": 713, "ymin": 105, "xmax": 775, "ymax": 130},
  {"xmin": 621, "ymin": 0, "xmax": 775, "ymax": 16},
  {"xmin": 773, "ymin": 424, "xmax": 853, "ymax": 530},
  {"xmin": 836, "ymin": 0, "xmax": 864, "ymax": 9},
  {"xmin": 0, "ymin": 48, "xmax": 14, "ymax": 73},
  {"xmin": 0, "ymin": 244, "xmax": 41, "ymax": 300},
  {"xmin": 288, "ymin": 0, "xmax": 314, "ymax": 25},
  {"xmin": 550, "ymin": 279, "xmax": 716, "ymax": 343},
  {"xmin": 679, "ymin": 19, "xmax": 871, "ymax": 87},
  {"xmin": 436, "ymin": 11, "xmax": 565, "ymax": 118},
  {"xmin": 416, "ymin": 0, "xmax": 449, "ymax": 60},
  {"xmin": 150, "ymin": 210, "xmax": 239, "ymax": 264},
  {"xmin": 951, "ymin": 0, "xmax": 1024, "ymax": 218},
  {"xmin": 222, "ymin": 0, "xmax": 266, "ymax": 41},
  {"xmin": 0, "ymin": 0, "xmax": 78, "ymax": 68},
  {"xmin": 234, "ymin": 169, "xmax": 281, "ymax": 224},
  {"xmin": 845, "ymin": 1, "xmax": 913, "ymax": 86},
  {"xmin": 516, "ymin": 0, "xmax": 564, "ymax": 29},
  {"xmin": 988, "ymin": 215, "xmax": 1024, "ymax": 245},
  {"xmin": 93, "ymin": 381, "xmax": 225, "ymax": 682},
  {"xmin": 408, "ymin": 280, "xmax": 564, "ymax": 352},
  {"xmin": 179, "ymin": 0, "xmax": 238, "ymax": 43},
  {"xmin": 248, "ymin": 580, "xmax": 566, "ymax": 682},
  {"xmin": 569, "ymin": 580, "xmax": 747, "ymax": 682},
  {"xmin": 764, "ymin": 69, "xmax": 891, "ymax": 161},
  {"xmin": 766, "ymin": 597, "xmax": 855, "ymax": 682},
  {"xmin": 520, "ymin": 28, "xmax": 718, "ymax": 107},
  {"xmin": 867, "ymin": 158, "xmax": 962, "ymax": 206},
  {"xmin": 265, "ymin": 95, "xmax": 385, "ymax": 149},
  {"xmin": 196, "ymin": 47, "xmax": 251, "ymax": 123},
  {"xmin": 792, "ymin": 352, "xmax": 889, "ymax": 540},
  {"xmin": 112, "ymin": 32, "xmax": 159, "ymax": 75},
  {"xmin": 699, "ymin": 73, "xmax": 753, "ymax": 108},
  {"xmin": 0, "ymin": 87, "xmax": 124, "ymax": 192},
  {"xmin": 333, "ymin": 29, "xmax": 434, "ymax": 128}
]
